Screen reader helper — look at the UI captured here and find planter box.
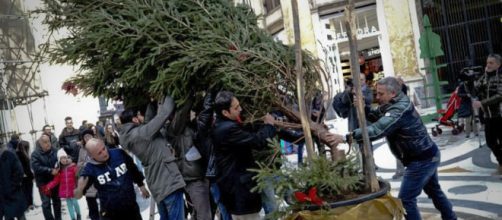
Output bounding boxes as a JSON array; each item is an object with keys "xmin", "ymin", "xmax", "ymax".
[{"xmin": 287, "ymin": 180, "xmax": 405, "ymax": 220}]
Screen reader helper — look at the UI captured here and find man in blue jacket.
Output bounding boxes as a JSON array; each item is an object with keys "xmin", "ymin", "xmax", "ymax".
[
  {"xmin": 335, "ymin": 77, "xmax": 456, "ymax": 220},
  {"xmin": 74, "ymin": 138, "xmax": 149, "ymax": 220}
]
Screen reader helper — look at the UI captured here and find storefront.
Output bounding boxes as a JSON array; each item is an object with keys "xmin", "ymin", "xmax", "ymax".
[
  {"xmin": 318, "ymin": 3, "xmax": 387, "ymax": 95},
  {"xmin": 267, "ymin": 0, "xmax": 424, "ymax": 105}
]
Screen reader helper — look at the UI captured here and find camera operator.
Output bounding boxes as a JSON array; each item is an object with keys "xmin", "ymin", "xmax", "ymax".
[{"xmin": 472, "ymin": 53, "xmax": 502, "ymax": 175}]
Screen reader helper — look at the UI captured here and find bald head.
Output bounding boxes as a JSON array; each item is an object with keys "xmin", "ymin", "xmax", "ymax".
[
  {"xmin": 38, "ymin": 134, "xmax": 52, "ymax": 152},
  {"xmin": 85, "ymin": 138, "xmax": 109, "ymax": 163}
]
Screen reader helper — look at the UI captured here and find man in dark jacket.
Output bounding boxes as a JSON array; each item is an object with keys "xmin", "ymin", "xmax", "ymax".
[
  {"xmin": 194, "ymin": 92, "xmax": 233, "ymax": 220},
  {"xmin": 332, "ymin": 74, "xmax": 373, "ymax": 132},
  {"xmin": 31, "ymin": 134, "xmax": 61, "ymax": 220},
  {"xmin": 212, "ymin": 91, "xmax": 276, "ymax": 219},
  {"xmin": 167, "ymin": 99, "xmax": 211, "ymax": 220},
  {"xmin": 337, "ymin": 77, "xmax": 457, "ymax": 220},
  {"xmin": 0, "ymin": 143, "xmax": 27, "ymax": 220},
  {"xmin": 119, "ymin": 96, "xmax": 186, "ymax": 220},
  {"xmin": 473, "ymin": 53, "xmax": 502, "ymax": 175},
  {"xmin": 74, "ymin": 138, "xmax": 149, "ymax": 220},
  {"xmin": 58, "ymin": 116, "xmax": 81, "ymax": 162}
]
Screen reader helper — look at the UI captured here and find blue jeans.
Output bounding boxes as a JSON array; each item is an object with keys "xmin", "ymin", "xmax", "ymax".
[
  {"xmin": 157, "ymin": 189, "xmax": 185, "ymax": 220},
  {"xmin": 398, "ymin": 152, "xmax": 456, "ymax": 220},
  {"xmin": 210, "ymin": 183, "xmax": 232, "ymax": 220},
  {"xmin": 261, "ymin": 177, "xmax": 277, "ymax": 214},
  {"xmin": 297, "ymin": 142, "xmax": 305, "ymax": 165}
]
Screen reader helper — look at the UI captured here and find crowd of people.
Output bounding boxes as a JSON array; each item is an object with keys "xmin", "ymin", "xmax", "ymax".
[{"xmin": 0, "ymin": 53, "xmax": 500, "ymax": 220}]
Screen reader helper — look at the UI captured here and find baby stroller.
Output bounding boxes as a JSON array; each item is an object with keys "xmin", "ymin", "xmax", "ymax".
[{"xmin": 431, "ymin": 87, "xmax": 463, "ymax": 136}]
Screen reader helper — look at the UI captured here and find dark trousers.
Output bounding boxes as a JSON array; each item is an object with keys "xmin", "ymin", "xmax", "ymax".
[
  {"xmin": 21, "ymin": 178, "xmax": 33, "ymax": 208},
  {"xmin": 100, "ymin": 203, "xmax": 142, "ymax": 220},
  {"xmin": 39, "ymin": 187, "xmax": 61, "ymax": 220},
  {"xmin": 85, "ymin": 196, "xmax": 100, "ymax": 220},
  {"xmin": 485, "ymin": 117, "xmax": 502, "ymax": 165}
]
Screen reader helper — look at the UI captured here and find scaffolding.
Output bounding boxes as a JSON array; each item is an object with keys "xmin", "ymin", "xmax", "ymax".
[{"xmin": 1, "ymin": 0, "xmax": 46, "ymax": 144}]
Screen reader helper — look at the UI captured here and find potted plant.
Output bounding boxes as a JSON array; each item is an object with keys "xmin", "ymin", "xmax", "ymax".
[{"xmin": 251, "ymin": 138, "xmax": 403, "ymax": 219}]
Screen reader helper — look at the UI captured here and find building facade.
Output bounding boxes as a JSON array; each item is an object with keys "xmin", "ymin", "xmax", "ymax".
[{"xmin": 237, "ymin": 0, "xmax": 426, "ymax": 106}]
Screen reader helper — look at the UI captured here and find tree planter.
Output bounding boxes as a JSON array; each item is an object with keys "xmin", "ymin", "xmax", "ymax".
[{"xmin": 287, "ymin": 180, "xmax": 404, "ymax": 220}]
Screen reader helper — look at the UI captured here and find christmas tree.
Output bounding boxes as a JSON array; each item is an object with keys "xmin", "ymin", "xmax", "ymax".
[{"xmin": 38, "ymin": 0, "xmax": 335, "ymax": 147}]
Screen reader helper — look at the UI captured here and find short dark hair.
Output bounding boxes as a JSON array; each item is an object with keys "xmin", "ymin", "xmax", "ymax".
[
  {"xmin": 120, "ymin": 108, "xmax": 136, "ymax": 124},
  {"xmin": 80, "ymin": 128, "xmax": 95, "ymax": 145},
  {"xmin": 42, "ymin": 124, "xmax": 51, "ymax": 131},
  {"xmin": 64, "ymin": 116, "xmax": 72, "ymax": 121},
  {"xmin": 10, "ymin": 133, "xmax": 19, "ymax": 141},
  {"xmin": 121, "ymin": 101, "xmax": 149, "ymax": 123},
  {"xmin": 214, "ymin": 91, "xmax": 234, "ymax": 117}
]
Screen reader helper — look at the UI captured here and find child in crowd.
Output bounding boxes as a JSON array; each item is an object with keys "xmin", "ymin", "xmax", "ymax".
[{"xmin": 42, "ymin": 149, "xmax": 81, "ymax": 220}]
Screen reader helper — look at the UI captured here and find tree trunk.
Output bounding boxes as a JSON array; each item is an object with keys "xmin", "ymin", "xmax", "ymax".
[
  {"xmin": 345, "ymin": 0, "xmax": 379, "ymax": 192},
  {"xmin": 291, "ymin": 0, "xmax": 316, "ymax": 162}
]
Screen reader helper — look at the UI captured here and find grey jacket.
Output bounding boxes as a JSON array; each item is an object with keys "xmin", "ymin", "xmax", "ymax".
[{"xmin": 119, "ymin": 96, "xmax": 185, "ymax": 203}]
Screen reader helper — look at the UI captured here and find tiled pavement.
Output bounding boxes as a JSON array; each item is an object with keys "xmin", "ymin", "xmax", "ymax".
[
  {"xmin": 373, "ymin": 123, "xmax": 502, "ymax": 220},
  {"xmin": 325, "ymin": 116, "xmax": 502, "ymax": 220},
  {"xmin": 25, "ymin": 120, "xmax": 502, "ymax": 220}
]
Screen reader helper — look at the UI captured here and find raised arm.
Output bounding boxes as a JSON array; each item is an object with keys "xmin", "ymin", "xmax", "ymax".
[{"xmin": 135, "ymin": 96, "xmax": 175, "ymax": 140}]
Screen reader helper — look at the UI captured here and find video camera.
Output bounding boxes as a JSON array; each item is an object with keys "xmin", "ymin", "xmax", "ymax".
[{"xmin": 458, "ymin": 66, "xmax": 484, "ymax": 82}]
